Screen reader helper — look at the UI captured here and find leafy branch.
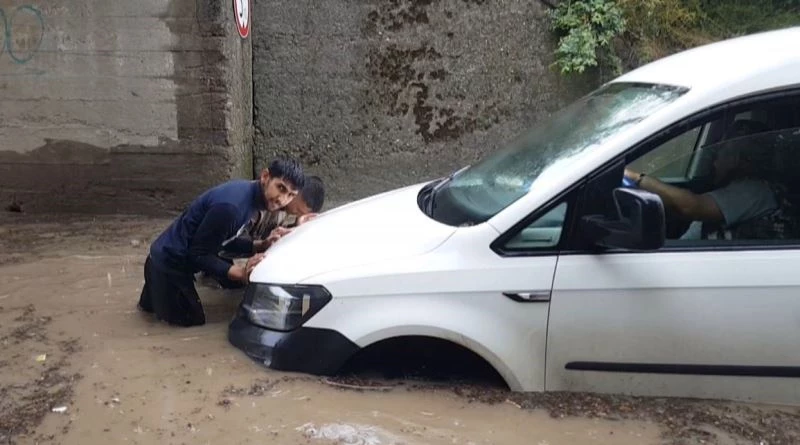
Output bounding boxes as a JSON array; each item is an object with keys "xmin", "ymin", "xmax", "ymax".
[
  {"xmin": 548, "ymin": 0, "xmax": 800, "ymax": 78},
  {"xmin": 549, "ymin": 0, "xmax": 626, "ymax": 75}
]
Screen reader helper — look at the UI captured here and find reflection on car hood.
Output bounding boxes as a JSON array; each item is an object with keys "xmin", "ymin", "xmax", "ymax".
[{"xmin": 248, "ymin": 184, "xmax": 458, "ymax": 284}]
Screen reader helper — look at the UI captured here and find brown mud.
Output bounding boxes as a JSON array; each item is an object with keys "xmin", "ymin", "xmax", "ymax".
[{"xmin": 1, "ymin": 213, "xmax": 798, "ymax": 445}]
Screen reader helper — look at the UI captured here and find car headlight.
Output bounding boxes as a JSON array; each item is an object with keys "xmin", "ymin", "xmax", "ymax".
[{"xmin": 241, "ymin": 283, "xmax": 332, "ymax": 331}]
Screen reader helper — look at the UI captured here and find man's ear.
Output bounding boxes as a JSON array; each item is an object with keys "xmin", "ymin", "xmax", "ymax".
[{"xmin": 260, "ymin": 169, "xmax": 270, "ymax": 182}]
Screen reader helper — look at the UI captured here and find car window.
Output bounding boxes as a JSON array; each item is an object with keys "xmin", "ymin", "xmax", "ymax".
[
  {"xmin": 503, "ymin": 202, "xmax": 568, "ymax": 250},
  {"xmin": 425, "ymin": 83, "xmax": 687, "ymax": 227},
  {"xmin": 628, "ymin": 126, "xmax": 702, "ymax": 179},
  {"xmin": 626, "ymin": 92, "xmax": 800, "ymax": 248}
]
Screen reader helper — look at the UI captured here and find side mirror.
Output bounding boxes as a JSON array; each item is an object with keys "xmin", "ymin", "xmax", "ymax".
[{"xmin": 580, "ymin": 187, "xmax": 666, "ymax": 251}]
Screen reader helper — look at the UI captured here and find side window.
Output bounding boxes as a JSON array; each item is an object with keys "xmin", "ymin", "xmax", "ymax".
[
  {"xmin": 628, "ymin": 126, "xmax": 702, "ymax": 179},
  {"xmin": 626, "ymin": 93, "xmax": 800, "ymax": 247},
  {"xmin": 503, "ymin": 202, "xmax": 568, "ymax": 250}
]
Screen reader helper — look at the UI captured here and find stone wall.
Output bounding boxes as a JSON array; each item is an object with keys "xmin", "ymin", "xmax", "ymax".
[
  {"xmin": 0, "ymin": 0, "xmax": 252, "ymax": 214},
  {"xmin": 252, "ymin": 0, "xmax": 593, "ymax": 208}
]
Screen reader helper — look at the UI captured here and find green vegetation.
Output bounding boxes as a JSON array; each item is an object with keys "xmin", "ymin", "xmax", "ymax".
[
  {"xmin": 549, "ymin": 0, "xmax": 626, "ymax": 75},
  {"xmin": 549, "ymin": 0, "xmax": 800, "ymax": 78}
]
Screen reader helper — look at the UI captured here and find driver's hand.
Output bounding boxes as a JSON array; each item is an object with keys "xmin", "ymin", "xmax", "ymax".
[{"xmin": 624, "ymin": 168, "xmax": 639, "ymax": 180}]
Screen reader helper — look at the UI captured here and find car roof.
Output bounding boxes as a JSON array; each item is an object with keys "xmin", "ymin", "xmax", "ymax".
[{"xmin": 613, "ymin": 27, "xmax": 800, "ymax": 95}]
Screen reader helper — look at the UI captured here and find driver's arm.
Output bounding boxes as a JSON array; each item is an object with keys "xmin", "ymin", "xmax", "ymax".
[{"xmin": 624, "ymin": 169, "xmax": 724, "ymax": 224}]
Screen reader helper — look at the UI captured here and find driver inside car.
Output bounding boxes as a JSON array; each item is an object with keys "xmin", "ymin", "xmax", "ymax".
[{"xmin": 624, "ymin": 121, "xmax": 787, "ymax": 241}]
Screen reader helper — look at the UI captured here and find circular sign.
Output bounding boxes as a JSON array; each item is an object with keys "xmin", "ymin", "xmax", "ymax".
[{"xmin": 233, "ymin": 0, "xmax": 250, "ymax": 39}]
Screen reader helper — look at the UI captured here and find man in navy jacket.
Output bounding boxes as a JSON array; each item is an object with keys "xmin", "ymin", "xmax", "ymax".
[{"xmin": 138, "ymin": 158, "xmax": 305, "ymax": 327}]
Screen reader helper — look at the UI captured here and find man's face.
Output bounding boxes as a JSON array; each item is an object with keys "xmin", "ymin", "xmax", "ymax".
[
  {"xmin": 260, "ymin": 171, "xmax": 298, "ymax": 211},
  {"xmin": 284, "ymin": 197, "xmax": 312, "ymax": 216}
]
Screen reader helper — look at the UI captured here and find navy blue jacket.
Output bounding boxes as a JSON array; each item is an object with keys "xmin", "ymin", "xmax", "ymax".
[{"xmin": 150, "ymin": 180, "xmax": 264, "ymax": 279}]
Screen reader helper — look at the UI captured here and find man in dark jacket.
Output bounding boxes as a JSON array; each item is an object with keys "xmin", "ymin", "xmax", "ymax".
[
  {"xmin": 138, "ymin": 158, "xmax": 305, "ymax": 327},
  {"xmin": 205, "ymin": 175, "xmax": 326, "ymax": 290}
]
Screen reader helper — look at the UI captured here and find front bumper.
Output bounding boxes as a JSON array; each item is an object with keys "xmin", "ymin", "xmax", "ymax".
[{"xmin": 228, "ymin": 313, "xmax": 359, "ymax": 375}]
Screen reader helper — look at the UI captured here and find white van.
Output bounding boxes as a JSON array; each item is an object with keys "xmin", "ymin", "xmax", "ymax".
[{"xmin": 229, "ymin": 27, "xmax": 800, "ymax": 405}]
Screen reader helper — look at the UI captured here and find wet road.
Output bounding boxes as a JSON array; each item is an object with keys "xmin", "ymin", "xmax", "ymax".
[
  {"xmin": 1, "ymin": 214, "xmax": 798, "ymax": 445},
  {"xmin": 0, "ymin": 253, "xmax": 657, "ymax": 445}
]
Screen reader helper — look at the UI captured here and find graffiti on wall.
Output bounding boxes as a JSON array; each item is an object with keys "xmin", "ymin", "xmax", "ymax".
[{"xmin": 0, "ymin": 4, "xmax": 44, "ymax": 64}]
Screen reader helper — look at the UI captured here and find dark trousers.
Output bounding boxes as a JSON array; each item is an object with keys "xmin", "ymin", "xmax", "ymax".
[{"xmin": 138, "ymin": 256, "xmax": 206, "ymax": 327}]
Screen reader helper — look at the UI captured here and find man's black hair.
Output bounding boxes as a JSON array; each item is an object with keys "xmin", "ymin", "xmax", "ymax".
[
  {"xmin": 268, "ymin": 158, "xmax": 305, "ymax": 190},
  {"xmin": 300, "ymin": 175, "xmax": 325, "ymax": 213}
]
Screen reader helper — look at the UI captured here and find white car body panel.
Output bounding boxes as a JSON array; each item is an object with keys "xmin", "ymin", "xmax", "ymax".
[
  {"xmin": 615, "ymin": 27, "xmax": 800, "ymax": 92},
  {"xmin": 249, "ymin": 184, "xmax": 457, "ymax": 284},
  {"xmin": 302, "ymin": 227, "xmax": 557, "ymax": 391},
  {"xmin": 247, "ymin": 28, "xmax": 800, "ymax": 404},
  {"xmin": 548, "ymin": 250, "xmax": 800, "ymax": 405}
]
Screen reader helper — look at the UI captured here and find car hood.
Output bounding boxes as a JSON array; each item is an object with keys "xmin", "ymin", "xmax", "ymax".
[{"xmin": 249, "ymin": 183, "xmax": 458, "ymax": 284}]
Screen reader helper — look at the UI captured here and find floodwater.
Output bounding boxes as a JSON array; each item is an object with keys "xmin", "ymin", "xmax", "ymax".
[{"xmin": 1, "ymin": 215, "xmax": 798, "ymax": 445}]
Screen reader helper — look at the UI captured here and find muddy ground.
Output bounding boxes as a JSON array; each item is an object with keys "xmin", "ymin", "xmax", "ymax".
[{"xmin": 1, "ymin": 213, "xmax": 799, "ymax": 445}]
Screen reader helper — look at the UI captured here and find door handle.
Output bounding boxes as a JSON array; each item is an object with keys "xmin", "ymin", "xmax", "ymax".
[{"xmin": 503, "ymin": 291, "xmax": 551, "ymax": 303}]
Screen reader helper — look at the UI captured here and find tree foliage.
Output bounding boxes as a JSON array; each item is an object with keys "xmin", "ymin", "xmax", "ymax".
[
  {"xmin": 549, "ymin": 0, "xmax": 626, "ymax": 75},
  {"xmin": 549, "ymin": 0, "xmax": 800, "ymax": 78}
]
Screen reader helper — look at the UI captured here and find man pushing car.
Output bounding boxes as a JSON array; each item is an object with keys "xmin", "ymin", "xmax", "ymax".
[{"xmin": 137, "ymin": 158, "xmax": 305, "ymax": 327}]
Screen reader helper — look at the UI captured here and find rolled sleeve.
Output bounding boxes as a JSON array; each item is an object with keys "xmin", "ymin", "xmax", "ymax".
[{"xmin": 707, "ymin": 179, "xmax": 777, "ymax": 227}]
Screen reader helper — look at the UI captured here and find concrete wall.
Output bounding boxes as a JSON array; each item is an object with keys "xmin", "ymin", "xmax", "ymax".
[
  {"xmin": 252, "ymin": 0, "xmax": 593, "ymax": 208},
  {"xmin": 0, "ymin": 0, "xmax": 252, "ymax": 214}
]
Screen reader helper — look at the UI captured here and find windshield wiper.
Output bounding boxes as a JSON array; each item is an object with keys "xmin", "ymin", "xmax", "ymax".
[{"xmin": 428, "ymin": 165, "xmax": 470, "ymax": 214}]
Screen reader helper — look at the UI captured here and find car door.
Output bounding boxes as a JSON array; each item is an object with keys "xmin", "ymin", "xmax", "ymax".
[
  {"xmin": 487, "ymin": 193, "xmax": 579, "ymax": 392},
  {"xmin": 545, "ymin": 91, "xmax": 800, "ymax": 405}
]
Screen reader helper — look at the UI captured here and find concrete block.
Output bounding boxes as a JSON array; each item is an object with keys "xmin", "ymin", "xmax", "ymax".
[
  {"xmin": 0, "ymin": 0, "xmax": 254, "ymax": 214},
  {"xmin": 253, "ymin": 0, "xmax": 310, "ymax": 35}
]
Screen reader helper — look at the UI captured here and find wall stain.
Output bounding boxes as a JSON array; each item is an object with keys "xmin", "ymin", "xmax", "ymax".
[
  {"xmin": 0, "ymin": 138, "xmax": 227, "ymax": 214},
  {"xmin": 367, "ymin": 0, "xmax": 434, "ymax": 32},
  {"xmin": 365, "ymin": 0, "xmax": 504, "ymax": 143},
  {"xmin": 367, "ymin": 44, "xmax": 442, "ymax": 116}
]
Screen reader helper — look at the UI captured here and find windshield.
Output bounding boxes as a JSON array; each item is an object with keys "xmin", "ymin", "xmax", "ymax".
[{"xmin": 422, "ymin": 82, "xmax": 688, "ymax": 226}]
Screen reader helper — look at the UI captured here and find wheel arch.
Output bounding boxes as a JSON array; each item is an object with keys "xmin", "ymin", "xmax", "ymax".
[{"xmin": 347, "ymin": 326, "xmax": 523, "ymax": 391}]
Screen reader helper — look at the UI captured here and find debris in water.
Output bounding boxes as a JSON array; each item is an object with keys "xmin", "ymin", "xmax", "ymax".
[
  {"xmin": 297, "ymin": 422, "xmax": 399, "ymax": 445},
  {"xmin": 51, "ymin": 406, "xmax": 67, "ymax": 414},
  {"xmin": 107, "ymin": 273, "xmax": 112, "ymax": 287},
  {"xmin": 35, "ymin": 354, "xmax": 47, "ymax": 362},
  {"xmin": 322, "ymin": 377, "xmax": 394, "ymax": 392},
  {"xmin": 505, "ymin": 399, "xmax": 522, "ymax": 409},
  {"xmin": 420, "ymin": 411, "xmax": 434, "ymax": 416},
  {"xmin": 130, "ymin": 239, "xmax": 142, "ymax": 247}
]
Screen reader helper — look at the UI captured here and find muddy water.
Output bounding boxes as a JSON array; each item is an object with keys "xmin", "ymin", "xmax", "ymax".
[
  {"xmin": 4, "ymin": 216, "xmax": 800, "ymax": 445},
  {"xmin": 0, "ymin": 253, "xmax": 660, "ymax": 445}
]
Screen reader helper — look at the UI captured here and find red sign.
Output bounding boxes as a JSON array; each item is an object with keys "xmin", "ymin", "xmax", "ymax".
[{"xmin": 233, "ymin": 0, "xmax": 250, "ymax": 38}]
